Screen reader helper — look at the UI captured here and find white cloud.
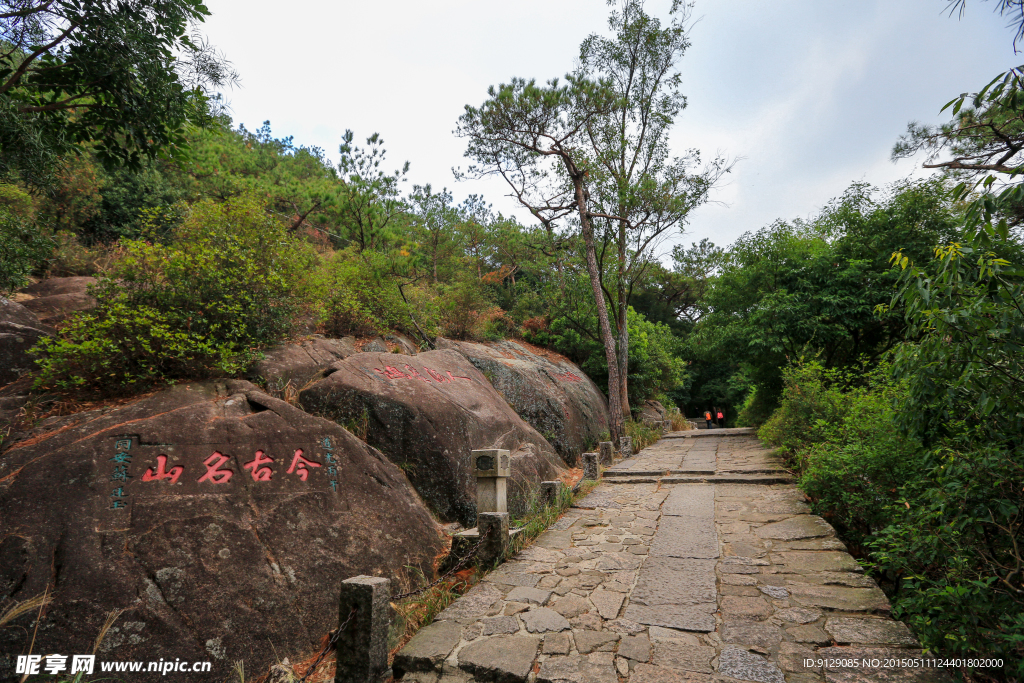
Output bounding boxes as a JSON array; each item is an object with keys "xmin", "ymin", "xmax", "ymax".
[{"xmin": 202, "ymin": 0, "xmax": 1017, "ymax": 250}]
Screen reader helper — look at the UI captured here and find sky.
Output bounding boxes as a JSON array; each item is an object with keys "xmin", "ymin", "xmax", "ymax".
[{"xmin": 202, "ymin": 0, "xmax": 1020, "ymax": 255}]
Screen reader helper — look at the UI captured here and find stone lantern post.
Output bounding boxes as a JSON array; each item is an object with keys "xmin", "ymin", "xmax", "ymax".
[{"xmin": 472, "ymin": 448, "xmax": 511, "ymax": 514}]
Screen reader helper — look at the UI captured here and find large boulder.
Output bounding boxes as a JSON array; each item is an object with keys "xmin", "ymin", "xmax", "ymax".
[
  {"xmin": 639, "ymin": 399, "xmax": 667, "ymax": 425},
  {"xmin": 0, "ymin": 296, "xmax": 51, "ymax": 386},
  {"xmin": 247, "ymin": 335, "xmax": 358, "ymax": 389},
  {"xmin": 17, "ymin": 276, "xmax": 97, "ymax": 324},
  {"xmin": 0, "ymin": 380, "xmax": 444, "ymax": 681},
  {"xmin": 299, "ymin": 350, "xmax": 567, "ymax": 525},
  {"xmin": 436, "ymin": 338, "xmax": 609, "ymax": 465}
]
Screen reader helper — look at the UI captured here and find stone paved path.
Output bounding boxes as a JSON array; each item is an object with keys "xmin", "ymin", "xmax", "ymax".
[{"xmin": 394, "ymin": 431, "xmax": 944, "ymax": 683}]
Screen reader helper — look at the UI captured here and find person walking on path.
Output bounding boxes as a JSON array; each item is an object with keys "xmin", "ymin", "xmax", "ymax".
[
  {"xmin": 704, "ymin": 410, "xmax": 713, "ymax": 429},
  {"xmin": 716, "ymin": 409, "xmax": 725, "ymax": 428}
]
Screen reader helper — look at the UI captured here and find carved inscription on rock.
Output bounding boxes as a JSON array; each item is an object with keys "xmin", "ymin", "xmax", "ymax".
[{"xmin": 95, "ymin": 435, "xmax": 337, "ymax": 531}]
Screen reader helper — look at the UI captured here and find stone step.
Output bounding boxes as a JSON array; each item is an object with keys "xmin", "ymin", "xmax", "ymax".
[
  {"xmin": 599, "ymin": 477, "xmax": 661, "ymax": 484},
  {"xmin": 660, "ymin": 473, "xmax": 793, "ymax": 485},
  {"xmin": 718, "ymin": 468, "xmax": 789, "ymax": 475},
  {"xmin": 603, "ymin": 475, "xmax": 794, "ymax": 485},
  {"xmin": 603, "ymin": 469, "xmax": 667, "ymax": 477},
  {"xmin": 663, "ymin": 427, "xmax": 756, "ymax": 439}
]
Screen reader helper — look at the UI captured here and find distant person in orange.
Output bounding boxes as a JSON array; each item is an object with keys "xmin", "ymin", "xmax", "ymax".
[
  {"xmin": 704, "ymin": 410, "xmax": 712, "ymax": 429},
  {"xmin": 717, "ymin": 410, "xmax": 725, "ymax": 428}
]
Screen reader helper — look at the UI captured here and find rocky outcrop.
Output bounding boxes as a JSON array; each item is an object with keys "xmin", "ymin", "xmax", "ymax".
[
  {"xmin": 639, "ymin": 399, "xmax": 667, "ymax": 425},
  {"xmin": 247, "ymin": 336, "xmax": 358, "ymax": 389},
  {"xmin": 385, "ymin": 332, "xmax": 419, "ymax": 354},
  {"xmin": 0, "ymin": 380, "xmax": 443, "ymax": 680},
  {"xmin": 0, "ymin": 296, "xmax": 51, "ymax": 387},
  {"xmin": 17, "ymin": 276, "xmax": 97, "ymax": 324},
  {"xmin": 436, "ymin": 338, "xmax": 609, "ymax": 465},
  {"xmin": 299, "ymin": 350, "xmax": 567, "ymax": 525}
]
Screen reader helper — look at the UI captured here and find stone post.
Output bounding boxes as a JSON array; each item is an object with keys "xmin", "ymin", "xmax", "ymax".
[
  {"xmin": 598, "ymin": 441, "xmax": 614, "ymax": 466},
  {"xmin": 477, "ymin": 512, "xmax": 509, "ymax": 566},
  {"xmin": 663, "ymin": 420, "xmax": 672, "ymax": 433},
  {"xmin": 619, "ymin": 436, "xmax": 633, "ymax": 458},
  {"xmin": 539, "ymin": 480, "xmax": 561, "ymax": 507},
  {"xmin": 582, "ymin": 452, "xmax": 599, "ymax": 481},
  {"xmin": 473, "ymin": 449, "xmax": 511, "ymax": 515},
  {"xmin": 335, "ymin": 576, "xmax": 391, "ymax": 683}
]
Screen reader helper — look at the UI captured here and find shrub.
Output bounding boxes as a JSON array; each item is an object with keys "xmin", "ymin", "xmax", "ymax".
[
  {"xmin": 664, "ymin": 406, "xmax": 692, "ymax": 431},
  {"xmin": 625, "ymin": 308, "xmax": 688, "ymax": 408},
  {"xmin": 625, "ymin": 420, "xmax": 660, "ymax": 452},
  {"xmin": 759, "ymin": 350, "xmax": 1024, "ymax": 674},
  {"xmin": 33, "ymin": 195, "xmax": 316, "ymax": 393},
  {"xmin": 46, "ymin": 231, "xmax": 121, "ymax": 276},
  {"xmin": 735, "ymin": 385, "xmax": 774, "ymax": 427},
  {"xmin": 757, "ymin": 361, "xmax": 851, "ymax": 455},
  {"xmin": 311, "ymin": 248, "xmax": 439, "ymax": 339},
  {"xmin": 436, "ymin": 276, "xmax": 496, "ymax": 340},
  {"xmin": 0, "ymin": 205, "xmax": 51, "ymax": 295},
  {"xmin": 870, "ymin": 435, "xmax": 1024, "ymax": 672}
]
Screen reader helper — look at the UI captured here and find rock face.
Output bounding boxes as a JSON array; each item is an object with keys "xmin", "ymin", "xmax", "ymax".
[
  {"xmin": 0, "ymin": 380, "xmax": 443, "ymax": 680},
  {"xmin": 247, "ymin": 336, "xmax": 358, "ymax": 389},
  {"xmin": 299, "ymin": 349, "xmax": 567, "ymax": 525},
  {"xmin": 0, "ymin": 297, "xmax": 51, "ymax": 386},
  {"xmin": 639, "ymin": 399, "xmax": 667, "ymax": 426},
  {"xmin": 17, "ymin": 276, "xmax": 97, "ymax": 324},
  {"xmin": 436, "ymin": 338, "xmax": 609, "ymax": 465}
]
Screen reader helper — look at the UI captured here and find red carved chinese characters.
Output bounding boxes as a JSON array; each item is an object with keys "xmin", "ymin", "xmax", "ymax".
[
  {"xmin": 374, "ymin": 365, "xmax": 410, "ymax": 380},
  {"xmin": 373, "ymin": 365, "xmax": 472, "ymax": 383},
  {"xmin": 197, "ymin": 452, "xmax": 234, "ymax": 484},
  {"xmin": 424, "ymin": 367, "xmax": 449, "ymax": 383},
  {"xmin": 243, "ymin": 450, "xmax": 274, "ymax": 481},
  {"xmin": 403, "ymin": 365, "xmax": 430, "ymax": 382},
  {"xmin": 141, "ymin": 454, "xmax": 183, "ymax": 484},
  {"xmin": 286, "ymin": 449, "xmax": 321, "ymax": 481}
]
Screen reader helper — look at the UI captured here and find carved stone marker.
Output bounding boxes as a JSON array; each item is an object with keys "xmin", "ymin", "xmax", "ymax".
[
  {"xmin": 619, "ymin": 436, "xmax": 633, "ymax": 458},
  {"xmin": 539, "ymin": 481, "xmax": 561, "ymax": 506},
  {"xmin": 478, "ymin": 512, "xmax": 510, "ymax": 565},
  {"xmin": 598, "ymin": 441, "xmax": 614, "ymax": 466},
  {"xmin": 473, "ymin": 448, "xmax": 511, "ymax": 515},
  {"xmin": 336, "ymin": 576, "xmax": 391, "ymax": 683},
  {"xmin": 582, "ymin": 452, "xmax": 599, "ymax": 481}
]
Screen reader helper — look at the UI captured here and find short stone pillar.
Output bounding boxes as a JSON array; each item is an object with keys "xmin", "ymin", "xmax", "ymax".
[
  {"xmin": 478, "ymin": 512, "xmax": 509, "ymax": 566},
  {"xmin": 473, "ymin": 449, "xmax": 511, "ymax": 514},
  {"xmin": 599, "ymin": 441, "xmax": 614, "ymax": 465},
  {"xmin": 335, "ymin": 576, "xmax": 391, "ymax": 683},
  {"xmin": 539, "ymin": 480, "xmax": 561, "ymax": 506},
  {"xmin": 619, "ymin": 436, "xmax": 633, "ymax": 457},
  {"xmin": 582, "ymin": 452, "xmax": 599, "ymax": 481},
  {"xmin": 663, "ymin": 420, "xmax": 672, "ymax": 432}
]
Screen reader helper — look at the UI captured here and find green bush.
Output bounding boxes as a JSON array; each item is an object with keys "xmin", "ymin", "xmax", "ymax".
[
  {"xmin": 33, "ymin": 195, "xmax": 316, "ymax": 393},
  {"xmin": 757, "ymin": 361, "xmax": 851, "ymax": 455},
  {"xmin": 759, "ymin": 361, "xmax": 920, "ymax": 549},
  {"xmin": 735, "ymin": 385, "xmax": 774, "ymax": 427},
  {"xmin": 759, "ymin": 350, "xmax": 1024, "ymax": 674},
  {"xmin": 311, "ymin": 248, "xmax": 439, "ymax": 339},
  {"xmin": 436, "ymin": 275, "xmax": 496, "ymax": 340},
  {"xmin": 0, "ymin": 205, "xmax": 51, "ymax": 295},
  {"xmin": 625, "ymin": 308, "xmax": 688, "ymax": 409},
  {"xmin": 870, "ymin": 434, "xmax": 1024, "ymax": 671},
  {"xmin": 867, "ymin": 224, "xmax": 1024, "ymax": 674}
]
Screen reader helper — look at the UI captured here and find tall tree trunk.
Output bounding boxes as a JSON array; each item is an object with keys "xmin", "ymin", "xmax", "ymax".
[
  {"xmin": 617, "ymin": 219, "xmax": 630, "ymax": 418},
  {"xmin": 573, "ymin": 179, "xmax": 624, "ymax": 443}
]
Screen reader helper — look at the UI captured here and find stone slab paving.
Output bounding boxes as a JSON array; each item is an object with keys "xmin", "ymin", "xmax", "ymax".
[{"xmin": 394, "ymin": 435, "xmax": 946, "ymax": 683}]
